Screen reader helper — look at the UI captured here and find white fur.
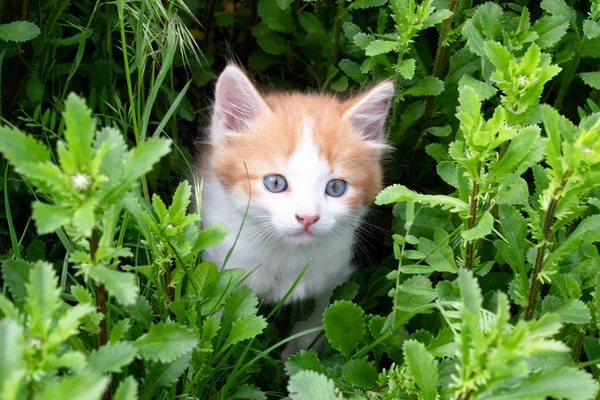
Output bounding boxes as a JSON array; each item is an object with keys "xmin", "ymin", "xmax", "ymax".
[{"xmin": 201, "ymin": 118, "xmax": 362, "ymax": 358}]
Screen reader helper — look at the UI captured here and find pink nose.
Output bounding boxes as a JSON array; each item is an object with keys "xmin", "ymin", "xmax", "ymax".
[{"xmin": 295, "ymin": 214, "xmax": 320, "ymax": 229}]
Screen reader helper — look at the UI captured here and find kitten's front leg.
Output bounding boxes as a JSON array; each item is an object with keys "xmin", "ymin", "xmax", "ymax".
[{"xmin": 281, "ymin": 292, "xmax": 332, "ymax": 361}]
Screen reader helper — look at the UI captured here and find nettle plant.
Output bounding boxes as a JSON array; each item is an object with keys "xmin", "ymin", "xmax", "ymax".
[{"xmin": 0, "ymin": 95, "xmax": 272, "ymax": 399}]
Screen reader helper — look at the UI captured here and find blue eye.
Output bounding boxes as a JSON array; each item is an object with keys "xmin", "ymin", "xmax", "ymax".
[
  {"xmin": 263, "ymin": 174, "xmax": 288, "ymax": 193},
  {"xmin": 325, "ymin": 179, "xmax": 347, "ymax": 197}
]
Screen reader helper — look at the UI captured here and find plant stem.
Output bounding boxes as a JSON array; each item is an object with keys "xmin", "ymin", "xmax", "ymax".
[
  {"xmin": 421, "ymin": 0, "xmax": 460, "ymax": 132},
  {"xmin": 89, "ymin": 230, "xmax": 108, "ymax": 348},
  {"xmin": 580, "ymin": 357, "xmax": 600, "ymax": 368},
  {"xmin": 464, "ymin": 161, "xmax": 481, "ymax": 270},
  {"xmin": 524, "ymin": 171, "xmax": 571, "ymax": 320},
  {"xmin": 332, "ymin": 0, "xmax": 345, "ymax": 67}
]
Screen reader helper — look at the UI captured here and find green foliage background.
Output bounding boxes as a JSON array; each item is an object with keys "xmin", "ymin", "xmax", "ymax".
[{"xmin": 1, "ymin": 0, "xmax": 600, "ymax": 399}]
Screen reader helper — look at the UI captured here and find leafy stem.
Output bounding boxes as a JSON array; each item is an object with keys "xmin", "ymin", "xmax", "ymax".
[
  {"xmin": 332, "ymin": 0, "xmax": 345, "ymax": 67},
  {"xmin": 524, "ymin": 170, "xmax": 572, "ymax": 320},
  {"xmin": 89, "ymin": 229, "xmax": 108, "ymax": 348},
  {"xmin": 464, "ymin": 161, "xmax": 481, "ymax": 270}
]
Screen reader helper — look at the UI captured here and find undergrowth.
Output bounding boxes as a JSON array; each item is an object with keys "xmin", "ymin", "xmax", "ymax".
[{"xmin": 1, "ymin": 0, "xmax": 600, "ymax": 399}]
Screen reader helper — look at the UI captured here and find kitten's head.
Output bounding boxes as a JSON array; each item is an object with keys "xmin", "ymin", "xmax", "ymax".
[{"xmin": 207, "ymin": 65, "xmax": 393, "ymax": 245}]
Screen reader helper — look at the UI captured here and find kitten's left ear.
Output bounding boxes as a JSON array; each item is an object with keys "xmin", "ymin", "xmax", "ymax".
[{"xmin": 342, "ymin": 81, "xmax": 395, "ymax": 143}]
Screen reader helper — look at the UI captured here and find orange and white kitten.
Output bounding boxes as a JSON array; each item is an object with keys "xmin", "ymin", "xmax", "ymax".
[{"xmin": 200, "ymin": 65, "xmax": 394, "ymax": 359}]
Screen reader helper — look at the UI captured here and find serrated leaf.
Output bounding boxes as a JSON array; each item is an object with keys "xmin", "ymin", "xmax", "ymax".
[
  {"xmin": 224, "ymin": 315, "xmax": 267, "ymax": 349},
  {"xmin": 422, "ymin": 9, "xmax": 453, "ymax": 29},
  {"xmin": 87, "ymin": 342, "xmax": 138, "ymax": 373},
  {"xmin": 540, "ymin": 0, "xmax": 576, "ymax": 28},
  {"xmin": 31, "ymin": 202, "xmax": 72, "ymax": 235},
  {"xmin": 480, "ymin": 367, "xmax": 598, "ymax": 400},
  {"xmin": 348, "ymin": 0, "xmax": 387, "ymax": 10},
  {"xmin": 89, "ymin": 265, "xmax": 139, "ymax": 306},
  {"xmin": 231, "ymin": 384, "xmax": 267, "ymax": 400},
  {"xmin": 545, "ymin": 215, "xmax": 600, "ymax": 268},
  {"xmin": 400, "ymin": 77, "xmax": 444, "ymax": 97},
  {"xmin": 0, "ymin": 126, "xmax": 50, "ymax": 169},
  {"xmin": 46, "ymin": 303, "xmax": 95, "ymax": 349},
  {"xmin": 342, "ymin": 359, "xmax": 378, "ymax": 390},
  {"xmin": 458, "ymin": 268, "xmax": 482, "ymax": 313},
  {"xmin": 114, "ymin": 376, "xmax": 138, "ymax": 400},
  {"xmin": 144, "ymin": 350, "xmax": 192, "ymax": 389},
  {"xmin": 323, "ymin": 300, "xmax": 365, "ymax": 357},
  {"xmin": 37, "ymin": 374, "xmax": 110, "ymax": 400},
  {"xmin": 134, "ymin": 323, "xmax": 198, "ymax": 362},
  {"xmin": 1, "ymin": 260, "xmax": 30, "ymax": 305},
  {"xmin": 0, "ymin": 21, "xmax": 40, "ymax": 42},
  {"xmin": 488, "ymin": 125, "xmax": 540, "ymax": 180},
  {"xmin": 462, "ymin": 211, "xmax": 494, "ymax": 241},
  {"xmin": 257, "ymin": 0, "xmax": 294, "ymax": 33},
  {"xmin": 403, "ymin": 340, "xmax": 439, "ymax": 400},
  {"xmin": 221, "ymin": 286, "xmax": 259, "ymax": 335},
  {"xmin": 580, "ymin": 72, "xmax": 600, "ymax": 90},
  {"xmin": 63, "ymin": 93, "xmax": 95, "ymax": 170},
  {"xmin": 193, "ymin": 224, "xmax": 229, "ymax": 253},
  {"xmin": 365, "ymin": 39, "xmax": 400, "ymax": 56},
  {"xmin": 542, "ymin": 296, "xmax": 591, "ymax": 324},
  {"xmin": 376, "ymin": 184, "xmax": 469, "ymax": 216},
  {"xmin": 185, "ymin": 261, "xmax": 218, "ymax": 299},
  {"xmin": 353, "ymin": 33, "xmax": 374, "ymax": 49},
  {"xmin": 0, "ymin": 319, "xmax": 25, "ymax": 394},
  {"xmin": 458, "ymin": 74, "xmax": 497, "ymax": 101},
  {"xmin": 256, "ymin": 32, "xmax": 290, "ymax": 55},
  {"xmin": 338, "ymin": 59, "xmax": 366, "ymax": 83},
  {"xmin": 533, "ymin": 15, "xmax": 569, "ymax": 48},
  {"xmin": 584, "ymin": 20, "xmax": 600, "ymax": 39},
  {"xmin": 27, "ymin": 261, "xmax": 61, "ymax": 337},
  {"xmin": 287, "ymin": 371, "xmax": 338, "ymax": 400},
  {"xmin": 26, "ymin": 74, "xmax": 43, "ymax": 102},
  {"xmin": 462, "ymin": 20, "xmax": 486, "ymax": 57},
  {"xmin": 285, "ymin": 350, "xmax": 328, "ymax": 377},
  {"xmin": 396, "ymin": 58, "xmax": 416, "ymax": 80}
]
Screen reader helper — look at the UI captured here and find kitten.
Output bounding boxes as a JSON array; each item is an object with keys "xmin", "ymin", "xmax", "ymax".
[{"xmin": 199, "ymin": 65, "xmax": 394, "ymax": 359}]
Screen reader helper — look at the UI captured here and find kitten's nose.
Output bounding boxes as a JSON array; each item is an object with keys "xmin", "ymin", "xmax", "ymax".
[{"xmin": 295, "ymin": 214, "xmax": 320, "ymax": 229}]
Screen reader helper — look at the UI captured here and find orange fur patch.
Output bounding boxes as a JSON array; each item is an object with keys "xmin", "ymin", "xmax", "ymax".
[{"xmin": 203, "ymin": 90, "xmax": 384, "ymax": 211}]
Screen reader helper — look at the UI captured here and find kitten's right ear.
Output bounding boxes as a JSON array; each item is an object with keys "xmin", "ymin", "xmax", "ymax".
[{"xmin": 213, "ymin": 65, "xmax": 270, "ymax": 133}]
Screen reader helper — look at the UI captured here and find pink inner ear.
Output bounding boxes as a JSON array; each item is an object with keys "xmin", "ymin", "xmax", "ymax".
[
  {"xmin": 344, "ymin": 82, "xmax": 395, "ymax": 142},
  {"xmin": 214, "ymin": 66, "xmax": 268, "ymax": 133}
]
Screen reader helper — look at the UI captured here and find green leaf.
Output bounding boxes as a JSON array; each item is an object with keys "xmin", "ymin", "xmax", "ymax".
[
  {"xmin": 0, "ymin": 126, "xmax": 50, "ymax": 169},
  {"xmin": 27, "ymin": 261, "xmax": 61, "ymax": 337},
  {"xmin": 223, "ymin": 315, "xmax": 268, "ymax": 349},
  {"xmin": 256, "ymin": 32, "xmax": 290, "ymax": 55},
  {"xmin": 330, "ymin": 75, "xmax": 348, "ymax": 92},
  {"xmin": 63, "ymin": 93, "xmax": 96, "ymax": 170},
  {"xmin": 323, "ymin": 300, "xmax": 365, "ymax": 357},
  {"xmin": 339, "ymin": 59, "xmax": 366, "ymax": 83},
  {"xmin": 353, "ymin": 33, "xmax": 374, "ymax": 49},
  {"xmin": 38, "ymin": 374, "xmax": 110, "ymax": 400},
  {"xmin": 365, "ymin": 40, "xmax": 400, "ymax": 56},
  {"xmin": 231, "ymin": 384, "xmax": 267, "ymax": 400},
  {"xmin": 0, "ymin": 21, "xmax": 40, "ymax": 42},
  {"xmin": 533, "ymin": 16, "xmax": 569, "ymax": 48},
  {"xmin": 541, "ymin": 296, "xmax": 591, "ymax": 324},
  {"xmin": 584, "ymin": 20, "xmax": 600, "ymax": 39},
  {"xmin": 144, "ymin": 351, "xmax": 192, "ymax": 389},
  {"xmin": 258, "ymin": 0, "xmax": 294, "ymax": 33},
  {"xmin": 0, "ymin": 319, "xmax": 25, "ymax": 394},
  {"xmin": 114, "ymin": 376, "xmax": 138, "ymax": 400},
  {"xmin": 221, "ymin": 285, "xmax": 259, "ymax": 335},
  {"xmin": 276, "ymin": 0, "xmax": 293, "ymax": 9},
  {"xmin": 287, "ymin": 371, "xmax": 338, "ymax": 400},
  {"xmin": 26, "ymin": 73, "xmax": 43, "ymax": 102},
  {"xmin": 87, "ymin": 342, "xmax": 138, "ymax": 373},
  {"xmin": 2, "ymin": 260, "xmax": 30, "ymax": 305},
  {"xmin": 494, "ymin": 205, "xmax": 528, "ymax": 276},
  {"xmin": 580, "ymin": 72, "xmax": 600, "ymax": 90},
  {"xmin": 458, "ymin": 268, "xmax": 482, "ymax": 314},
  {"xmin": 134, "ymin": 323, "xmax": 198, "ymax": 363},
  {"xmin": 400, "ymin": 77, "xmax": 445, "ymax": 97},
  {"xmin": 73, "ymin": 199, "xmax": 96, "ymax": 238},
  {"xmin": 193, "ymin": 224, "xmax": 229, "ymax": 253},
  {"xmin": 480, "ymin": 367, "xmax": 598, "ymax": 400},
  {"xmin": 122, "ymin": 138, "xmax": 171, "ymax": 184},
  {"xmin": 32, "ymin": 202, "xmax": 72, "ymax": 235},
  {"xmin": 403, "ymin": 340, "xmax": 439, "ymax": 400},
  {"xmin": 545, "ymin": 215, "xmax": 600, "ymax": 268},
  {"xmin": 540, "ymin": 0, "xmax": 576, "ymax": 29},
  {"xmin": 342, "ymin": 359, "xmax": 378, "ymax": 390},
  {"xmin": 483, "ymin": 41, "xmax": 511, "ymax": 73},
  {"xmin": 89, "ymin": 265, "xmax": 139, "ymax": 306},
  {"xmin": 462, "ymin": 20, "xmax": 486, "ymax": 57},
  {"xmin": 185, "ymin": 261, "xmax": 219, "ymax": 299},
  {"xmin": 422, "ymin": 9, "xmax": 453, "ymax": 29},
  {"xmin": 46, "ymin": 303, "xmax": 95, "ymax": 349},
  {"xmin": 488, "ymin": 126, "xmax": 540, "ymax": 180},
  {"xmin": 396, "ymin": 58, "xmax": 416, "ymax": 80},
  {"xmin": 348, "ymin": 0, "xmax": 387, "ymax": 10},
  {"xmin": 285, "ymin": 350, "xmax": 328, "ymax": 377},
  {"xmin": 376, "ymin": 184, "xmax": 469, "ymax": 216},
  {"xmin": 458, "ymin": 74, "xmax": 497, "ymax": 101}
]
